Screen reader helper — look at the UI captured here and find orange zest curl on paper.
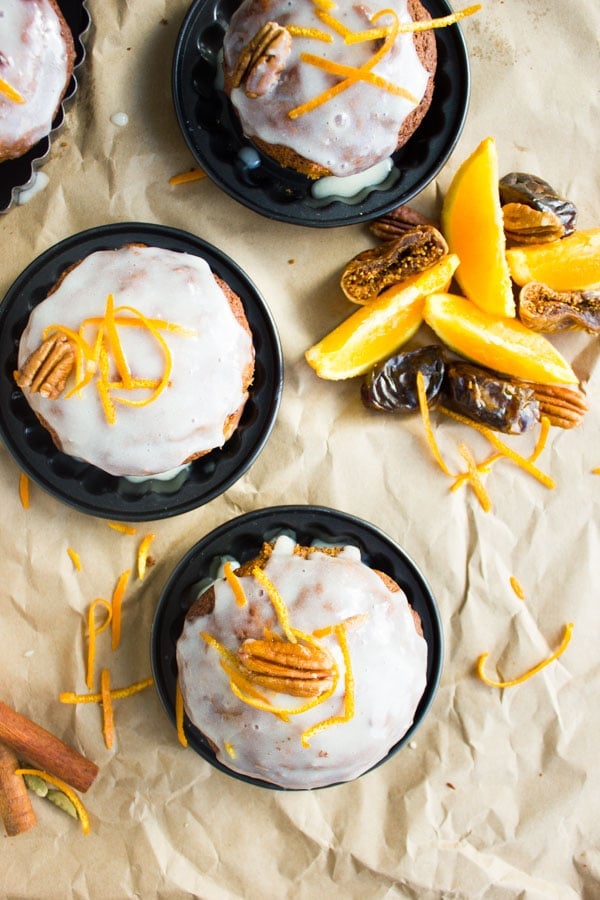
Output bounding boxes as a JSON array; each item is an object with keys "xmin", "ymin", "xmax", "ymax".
[
  {"xmin": 137, "ymin": 532, "xmax": 156, "ymax": 580},
  {"xmin": 67, "ymin": 547, "xmax": 83, "ymax": 571},
  {"xmin": 100, "ymin": 668, "xmax": 115, "ymax": 749},
  {"xmin": 59, "ymin": 677, "xmax": 154, "ymax": 704},
  {"xmin": 18, "ymin": 472, "xmax": 30, "ymax": 510},
  {"xmin": 477, "ymin": 622, "xmax": 574, "ymax": 688},
  {"xmin": 168, "ymin": 168, "xmax": 207, "ymax": 186}
]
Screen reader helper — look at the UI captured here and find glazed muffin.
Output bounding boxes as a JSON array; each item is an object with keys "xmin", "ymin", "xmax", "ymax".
[
  {"xmin": 176, "ymin": 534, "xmax": 428, "ymax": 789},
  {"xmin": 14, "ymin": 245, "xmax": 255, "ymax": 478},
  {"xmin": 0, "ymin": 0, "xmax": 75, "ymax": 162},
  {"xmin": 222, "ymin": 0, "xmax": 437, "ymax": 179}
]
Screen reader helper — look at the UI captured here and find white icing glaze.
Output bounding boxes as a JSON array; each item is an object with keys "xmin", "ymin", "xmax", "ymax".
[
  {"xmin": 0, "ymin": 0, "xmax": 71, "ymax": 158},
  {"xmin": 18, "ymin": 246, "xmax": 255, "ymax": 477},
  {"xmin": 15, "ymin": 169, "xmax": 49, "ymax": 204},
  {"xmin": 311, "ymin": 157, "xmax": 393, "ymax": 200},
  {"xmin": 224, "ymin": 0, "xmax": 432, "ymax": 177},
  {"xmin": 176, "ymin": 537, "xmax": 428, "ymax": 789}
]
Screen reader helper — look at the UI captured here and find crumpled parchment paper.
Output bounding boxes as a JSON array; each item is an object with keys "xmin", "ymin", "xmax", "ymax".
[{"xmin": 0, "ymin": 1, "xmax": 599, "ymax": 897}]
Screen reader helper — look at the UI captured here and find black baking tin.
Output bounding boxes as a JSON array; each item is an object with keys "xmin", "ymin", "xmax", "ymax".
[
  {"xmin": 0, "ymin": 223, "xmax": 283, "ymax": 521},
  {"xmin": 150, "ymin": 505, "xmax": 443, "ymax": 790},
  {"xmin": 0, "ymin": 0, "xmax": 91, "ymax": 213},
  {"xmin": 172, "ymin": 0, "xmax": 471, "ymax": 226}
]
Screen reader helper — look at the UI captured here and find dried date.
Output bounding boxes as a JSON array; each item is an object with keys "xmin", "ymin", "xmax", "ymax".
[
  {"xmin": 441, "ymin": 361, "xmax": 540, "ymax": 434},
  {"xmin": 361, "ymin": 346, "xmax": 445, "ymax": 412}
]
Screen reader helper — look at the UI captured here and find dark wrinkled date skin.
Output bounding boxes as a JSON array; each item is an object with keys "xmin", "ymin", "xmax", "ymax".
[
  {"xmin": 361, "ymin": 346, "xmax": 445, "ymax": 412},
  {"xmin": 499, "ymin": 173, "xmax": 577, "ymax": 235},
  {"xmin": 441, "ymin": 362, "xmax": 540, "ymax": 434}
]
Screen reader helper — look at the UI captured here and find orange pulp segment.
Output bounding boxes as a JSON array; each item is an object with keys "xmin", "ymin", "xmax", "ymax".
[
  {"xmin": 424, "ymin": 292, "xmax": 578, "ymax": 385},
  {"xmin": 506, "ymin": 228, "xmax": 600, "ymax": 291},
  {"xmin": 305, "ymin": 254, "xmax": 459, "ymax": 380},
  {"xmin": 441, "ymin": 137, "xmax": 515, "ymax": 318}
]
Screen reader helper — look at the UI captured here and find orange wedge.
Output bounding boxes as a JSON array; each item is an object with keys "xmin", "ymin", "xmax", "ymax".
[
  {"xmin": 506, "ymin": 228, "xmax": 600, "ymax": 291},
  {"xmin": 305, "ymin": 254, "xmax": 459, "ymax": 380},
  {"xmin": 441, "ymin": 137, "xmax": 515, "ymax": 318},
  {"xmin": 424, "ymin": 292, "xmax": 578, "ymax": 385}
]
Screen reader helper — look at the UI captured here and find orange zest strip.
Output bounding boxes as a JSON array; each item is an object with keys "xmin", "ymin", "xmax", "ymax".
[
  {"xmin": 311, "ymin": 0, "xmax": 337, "ymax": 11},
  {"xmin": 82, "ymin": 315, "xmax": 196, "ymax": 336},
  {"xmin": 450, "ymin": 451, "xmax": 501, "ymax": 492},
  {"xmin": 228, "ymin": 672, "xmax": 338, "ymax": 719},
  {"xmin": 251, "ymin": 566, "xmax": 296, "ymax": 643},
  {"xmin": 19, "ymin": 472, "xmax": 30, "ymax": 510},
  {"xmin": 67, "ymin": 548, "xmax": 83, "ymax": 571},
  {"xmin": 416, "ymin": 371, "xmax": 455, "ymax": 477},
  {"xmin": 593, "ymin": 467, "xmax": 600, "ymax": 475},
  {"xmin": 0, "ymin": 75, "xmax": 25, "ymax": 103},
  {"xmin": 224, "ymin": 742, "xmax": 236, "ymax": 759},
  {"xmin": 301, "ymin": 623, "xmax": 354, "ymax": 747},
  {"xmin": 223, "ymin": 561, "xmax": 247, "ymax": 606},
  {"xmin": 14, "ymin": 769, "xmax": 91, "ymax": 835},
  {"xmin": 299, "ymin": 52, "xmax": 419, "ymax": 104},
  {"xmin": 509, "ymin": 576, "xmax": 526, "ymax": 600},
  {"xmin": 289, "ymin": 8, "xmax": 399, "ymax": 119},
  {"xmin": 107, "ymin": 521, "xmax": 137, "ymax": 535},
  {"xmin": 137, "ymin": 532, "xmax": 156, "ymax": 580},
  {"xmin": 530, "ymin": 415, "xmax": 551, "ymax": 463},
  {"xmin": 175, "ymin": 678, "xmax": 188, "ymax": 747},
  {"xmin": 458, "ymin": 443, "xmax": 492, "ymax": 512},
  {"xmin": 169, "ymin": 168, "xmax": 206, "ymax": 186},
  {"xmin": 477, "ymin": 622, "xmax": 574, "ymax": 688},
  {"xmin": 439, "ymin": 406, "xmax": 556, "ymax": 489},
  {"xmin": 111, "ymin": 305, "xmax": 173, "ymax": 409},
  {"xmin": 59, "ymin": 677, "xmax": 154, "ymax": 704},
  {"xmin": 315, "ymin": 8, "xmax": 353, "ymax": 38},
  {"xmin": 104, "ymin": 294, "xmax": 132, "ymax": 389},
  {"xmin": 110, "ymin": 569, "xmax": 131, "ymax": 650},
  {"xmin": 100, "ymin": 668, "xmax": 115, "ymax": 749},
  {"xmin": 287, "ymin": 25, "xmax": 334, "ymax": 42},
  {"xmin": 346, "ymin": 4, "xmax": 481, "ymax": 42},
  {"xmin": 96, "ymin": 345, "xmax": 116, "ymax": 425},
  {"xmin": 86, "ymin": 598, "xmax": 112, "ymax": 690}
]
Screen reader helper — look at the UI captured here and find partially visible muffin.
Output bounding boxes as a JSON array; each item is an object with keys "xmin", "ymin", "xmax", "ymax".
[
  {"xmin": 222, "ymin": 0, "xmax": 437, "ymax": 178},
  {"xmin": 0, "ymin": 0, "xmax": 75, "ymax": 162},
  {"xmin": 176, "ymin": 534, "xmax": 428, "ymax": 789},
  {"xmin": 14, "ymin": 245, "xmax": 255, "ymax": 477}
]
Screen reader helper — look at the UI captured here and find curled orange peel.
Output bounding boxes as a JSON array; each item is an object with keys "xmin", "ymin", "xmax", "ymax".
[{"xmin": 477, "ymin": 623, "xmax": 574, "ymax": 688}]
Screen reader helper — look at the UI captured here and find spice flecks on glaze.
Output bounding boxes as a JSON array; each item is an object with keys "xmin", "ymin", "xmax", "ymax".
[
  {"xmin": 176, "ymin": 536, "xmax": 428, "ymax": 789},
  {"xmin": 0, "ymin": 0, "xmax": 72, "ymax": 159},
  {"xmin": 223, "ymin": 0, "xmax": 431, "ymax": 177},
  {"xmin": 18, "ymin": 246, "xmax": 254, "ymax": 477}
]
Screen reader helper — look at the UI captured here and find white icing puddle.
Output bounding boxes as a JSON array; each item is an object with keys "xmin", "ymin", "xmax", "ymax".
[
  {"xmin": 110, "ymin": 112, "xmax": 129, "ymax": 127},
  {"xmin": 16, "ymin": 171, "xmax": 49, "ymax": 205}
]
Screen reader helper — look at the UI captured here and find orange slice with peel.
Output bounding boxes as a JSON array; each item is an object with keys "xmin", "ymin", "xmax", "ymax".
[
  {"xmin": 305, "ymin": 254, "xmax": 459, "ymax": 380},
  {"xmin": 424, "ymin": 292, "xmax": 578, "ymax": 386},
  {"xmin": 441, "ymin": 137, "xmax": 515, "ymax": 318},
  {"xmin": 506, "ymin": 228, "xmax": 600, "ymax": 291}
]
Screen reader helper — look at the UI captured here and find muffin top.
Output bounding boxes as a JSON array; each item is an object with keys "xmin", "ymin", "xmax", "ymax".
[
  {"xmin": 223, "ymin": 0, "xmax": 435, "ymax": 177},
  {"xmin": 0, "ymin": 0, "xmax": 74, "ymax": 161},
  {"xmin": 177, "ymin": 534, "xmax": 428, "ymax": 789},
  {"xmin": 16, "ymin": 245, "xmax": 255, "ymax": 477}
]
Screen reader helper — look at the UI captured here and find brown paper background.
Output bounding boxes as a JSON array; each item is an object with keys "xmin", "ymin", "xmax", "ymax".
[{"xmin": 1, "ymin": 1, "xmax": 599, "ymax": 897}]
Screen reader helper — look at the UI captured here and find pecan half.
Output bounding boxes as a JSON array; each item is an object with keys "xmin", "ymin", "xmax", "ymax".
[
  {"xmin": 14, "ymin": 333, "xmax": 75, "ymax": 399},
  {"xmin": 340, "ymin": 225, "xmax": 449, "ymax": 303},
  {"xmin": 518, "ymin": 282, "xmax": 600, "ymax": 334},
  {"xmin": 231, "ymin": 22, "xmax": 291, "ymax": 98},
  {"xmin": 369, "ymin": 205, "xmax": 439, "ymax": 241},
  {"xmin": 237, "ymin": 637, "xmax": 334, "ymax": 698},
  {"xmin": 502, "ymin": 202, "xmax": 565, "ymax": 244},
  {"xmin": 523, "ymin": 382, "xmax": 588, "ymax": 429}
]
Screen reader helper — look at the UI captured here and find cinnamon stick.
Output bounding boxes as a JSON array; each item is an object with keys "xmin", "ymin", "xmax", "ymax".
[
  {"xmin": 0, "ymin": 742, "xmax": 37, "ymax": 836},
  {"xmin": 0, "ymin": 701, "xmax": 98, "ymax": 793}
]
